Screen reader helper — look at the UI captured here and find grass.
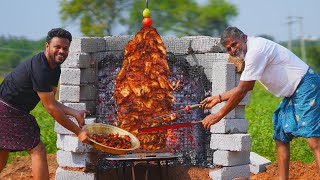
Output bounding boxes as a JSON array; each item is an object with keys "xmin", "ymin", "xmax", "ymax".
[{"xmin": 1, "ymin": 78, "xmax": 315, "ymax": 164}]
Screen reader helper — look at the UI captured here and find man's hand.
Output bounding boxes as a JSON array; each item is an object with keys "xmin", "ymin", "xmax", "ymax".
[
  {"xmin": 74, "ymin": 110, "xmax": 90, "ymax": 128},
  {"xmin": 199, "ymin": 113, "xmax": 222, "ymax": 129},
  {"xmin": 77, "ymin": 130, "xmax": 92, "ymax": 144},
  {"xmin": 200, "ymin": 95, "xmax": 221, "ymax": 109}
]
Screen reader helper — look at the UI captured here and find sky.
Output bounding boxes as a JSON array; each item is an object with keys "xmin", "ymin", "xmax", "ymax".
[{"xmin": 0, "ymin": 0, "xmax": 319, "ymax": 42}]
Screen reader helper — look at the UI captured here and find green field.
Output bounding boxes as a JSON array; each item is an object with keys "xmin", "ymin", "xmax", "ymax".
[{"xmin": 1, "ymin": 78, "xmax": 315, "ymax": 164}]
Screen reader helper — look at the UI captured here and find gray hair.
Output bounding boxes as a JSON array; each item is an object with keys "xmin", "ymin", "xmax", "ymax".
[{"xmin": 220, "ymin": 27, "xmax": 245, "ymax": 46}]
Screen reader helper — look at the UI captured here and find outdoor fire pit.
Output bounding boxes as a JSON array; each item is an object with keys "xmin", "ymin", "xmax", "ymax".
[{"xmin": 54, "ymin": 35, "xmax": 251, "ymax": 180}]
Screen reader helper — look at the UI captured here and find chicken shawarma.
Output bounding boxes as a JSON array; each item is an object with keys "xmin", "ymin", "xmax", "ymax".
[{"xmin": 113, "ymin": 26, "xmax": 176, "ymax": 151}]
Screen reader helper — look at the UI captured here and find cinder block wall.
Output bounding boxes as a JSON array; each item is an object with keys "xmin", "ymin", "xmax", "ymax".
[{"xmin": 55, "ymin": 36, "xmax": 251, "ymax": 180}]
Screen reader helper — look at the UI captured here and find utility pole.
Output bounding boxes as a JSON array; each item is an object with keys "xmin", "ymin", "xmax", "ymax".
[
  {"xmin": 287, "ymin": 16, "xmax": 293, "ymax": 50},
  {"xmin": 298, "ymin": 17, "xmax": 307, "ymax": 62},
  {"xmin": 286, "ymin": 16, "xmax": 307, "ymax": 62}
]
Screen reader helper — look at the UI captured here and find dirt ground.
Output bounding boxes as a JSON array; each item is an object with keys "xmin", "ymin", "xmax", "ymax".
[{"xmin": 0, "ymin": 154, "xmax": 319, "ymax": 180}]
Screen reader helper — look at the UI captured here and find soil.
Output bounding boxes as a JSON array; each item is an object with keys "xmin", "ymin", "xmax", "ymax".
[{"xmin": 0, "ymin": 154, "xmax": 319, "ymax": 180}]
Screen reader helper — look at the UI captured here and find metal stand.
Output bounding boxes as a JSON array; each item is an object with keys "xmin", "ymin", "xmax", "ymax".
[{"xmin": 105, "ymin": 153, "xmax": 182, "ymax": 180}]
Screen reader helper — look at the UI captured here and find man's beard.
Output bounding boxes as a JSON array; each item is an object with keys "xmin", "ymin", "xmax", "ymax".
[
  {"xmin": 234, "ymin": 49, "xmax": 245, "ymax": 60},
  {"xmin": 49, "ymin": 54, "xmax": 65, "ymax": 65}
]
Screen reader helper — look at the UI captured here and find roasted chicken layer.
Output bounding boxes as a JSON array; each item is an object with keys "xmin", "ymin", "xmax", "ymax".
[{"xmin": 114, "ymin": 27, "xmax": 174, "ymax": 151}]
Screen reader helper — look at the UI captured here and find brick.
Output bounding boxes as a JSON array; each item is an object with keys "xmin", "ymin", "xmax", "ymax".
[
  {"xmin": 57, "ymin": 134, "xmax": 95, "ymax": 152},
  {"xmin": 210, "ymin": 134, "xmax": 251, "ymax": 151},
  {"xmin": 210, "ymin": 118, "xmax": 248, "ymax": 134},
  {"xmin": 209, "ymin": 164, "xmax": 250, "ymax": 180},
  {"xmin": 54, "ymin": 117, "xmax": 96, "ymax": 135},
  {"xmin": 60, "ymin": 68, "xmax": 96, "ymax": 85},
  {"xmin": 213, "ymin": 150, "xmax": 250, "ymax": 166},
  {"xmin": 55, "ymin": 167, "xmax": 95, "ymax": 180},
  {"xmin": 250, "ymin": 152, "xmax": 272, "ymax": 174},
  {"xmin": 56, "ymin": 150, "xmax": 97, "ymax": 168},
  {"xmin": 61, "ymin": 52, "xmax": 93, "ymax": 69},
  {"xmin": 70, "ymin": 37, "xmax": 106, "ymax": 53},
  {"xmin": 104, "ymin": 35, "xmax": 134, "ymax": 51}
]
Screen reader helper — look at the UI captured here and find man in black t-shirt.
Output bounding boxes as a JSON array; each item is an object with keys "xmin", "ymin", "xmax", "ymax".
[{"xmin": 0, "ymin": 28, "xmax": 90, "ymax": 180}]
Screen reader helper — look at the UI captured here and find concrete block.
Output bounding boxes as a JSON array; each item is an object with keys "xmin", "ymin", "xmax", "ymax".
[
  {"xmin": 70, "ymin": 37, "xmax": 106, "ymax": 53},
  {"xmin": 60, "ymin": 68, "xmax": 96, "ymax": 85},
  {"xmin": 239, "ymin": 92, "xmax": 251, "ymax": 105},
  {"xmin": 61, "ymin": 52, "xmax": 93, "ymax": 69},
  {"xmin": 211, "ymin": 62, "xmax": 236, "ymax": 94},
  {"xmin": 162, "ymin": 37, "xmax": 192, "ymax": 55},
  {"xmin": 54, "ymin": 117, "xmax": 96, "ymax": 135},
  {"xmin": 80, "ymin": 84, "xmax": 97, "ymax": 101},
  {"xmin": 56, "ymin": 150, "xmax": 97, "ymax": 168},
  {"xmin": 55, "ymin": 167, "xmax": 95, "ymax": 180},
  {"xmin": 209, "ymin": 164, "xmax": 250, "ymax": 180},
  {"xmin": 210, "ymin": 118, "xmax": 248, "ymax": 134},
  {"xmin": 210, "ymin": 134, "xmax": 251, "ymax": 151},
  {"xmin": 91, "ymin": 52, "xmax": 107, "ymax": 64},
  {"xmin": 235, "ymin": 73, "xmax": 251, "ymax": 105},
  {"xmin": 57, "ymin": 150, "xmax": 97, "ymax": 168},
  {"xmin": 59, "ymin": 85, "xmax": 96, "ymax": 102},
  {"xmin": 213, "ymin": 150, "xmax": 250, "ymax": 166},
  {"xmin": 80, "ymin": 101, "xmax": 97, "ymax": 115},
  {"xmin": 104, "ymin": 35, "xmax": 134, "ymax": 51},
  {"xmin": 62, "ymin": 103, "xmax": 86, "ymax": 111},
  {"xmin": 181, "ymin": 36, "xmax": 224, "ymax": 53},
  {"xmin": 59, "ymin": 86, "xmax": 80, "ymax": 102},
  {"xmin": 184, "ymin": 53, "xmax": 228, "ymax": 68},
  {"xmin": 250, "ymin": 152, "xmax": 272, "ymax": 174},
  {"xmin": 235, "ymin": 105, "xmax": 246, "ymax": 119},
  {"xmin": 211, "ymin": 62, "xmax": 236, "ymax": 119},
  {"xmin": 57, "ymin": 134, "xmax": 94, "ymax": 152}
]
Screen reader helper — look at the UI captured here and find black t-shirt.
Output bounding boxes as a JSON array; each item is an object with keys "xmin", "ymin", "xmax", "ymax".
[{"xmin": 0, "ymin": 52, "xmax": 61, "ymax": 112}]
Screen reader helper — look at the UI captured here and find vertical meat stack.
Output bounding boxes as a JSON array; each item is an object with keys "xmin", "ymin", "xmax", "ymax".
[{"xmin": 114, "ymin": 26, "xmax": 175, "ymax": 151}]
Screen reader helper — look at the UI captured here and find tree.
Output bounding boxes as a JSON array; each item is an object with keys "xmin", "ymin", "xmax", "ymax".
[
  {"xmin": 59, "ymin": 0, "xmax": 131, "ymax": 36},
  {"xmin": 59, "ymin": 0, "xmax": 237, "ymax": 37},
  {"xmin": 306, "ymin": 46, "xmax": 320, "ymax": 73}
]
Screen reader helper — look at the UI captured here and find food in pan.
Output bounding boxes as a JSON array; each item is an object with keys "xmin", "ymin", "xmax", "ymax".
[{"xmin": 90, "ymin": 133, "xmax": 132, "ymax": 149}]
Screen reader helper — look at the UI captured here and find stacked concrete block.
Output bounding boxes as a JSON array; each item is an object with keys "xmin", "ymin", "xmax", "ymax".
[
  {"xmin": 209, "ymin": 61, "xmax": 252, "ymax": 180},
  {"xmin": 56, "ymin": 37, "xmax": 125, "ymax": 179},
  {"xmin": 59, "ymin": 37, "xmax": 106, "ymax": 116},
  {"xmin": 56, "ymin": 92, "xmax": 98, "ymax": 178}
]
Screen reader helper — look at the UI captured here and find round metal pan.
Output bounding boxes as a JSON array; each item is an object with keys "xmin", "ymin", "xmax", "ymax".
[{"xmin": 83, "ymin": 123, "xmax": 140, "ymax": 154}]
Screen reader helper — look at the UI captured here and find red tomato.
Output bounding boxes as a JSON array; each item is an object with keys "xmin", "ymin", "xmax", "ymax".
[
  {"xmin": 142, "ymin": 17, "xmax": 152, "ymax": 27},
  {"xmin": 185, "ymin": 105, "xmax": 191, "ymax": 111}
]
